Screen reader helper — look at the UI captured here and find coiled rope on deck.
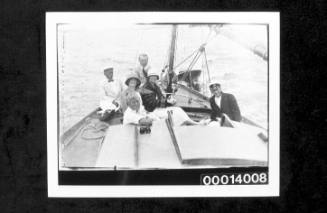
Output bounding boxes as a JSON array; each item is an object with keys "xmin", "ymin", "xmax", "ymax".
[{"xmin": 81, "ymin": 119, "xmax": 110, "ymax": 140}]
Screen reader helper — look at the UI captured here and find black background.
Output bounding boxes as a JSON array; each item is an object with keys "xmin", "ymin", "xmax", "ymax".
[{"xmin": 1, "ymin": 0, "xmax": 326, "ymax": 212}]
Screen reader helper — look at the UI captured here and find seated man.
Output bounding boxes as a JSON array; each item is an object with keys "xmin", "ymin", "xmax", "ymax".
[
  {"xmin": 140, "ymin": 71, "xmax": 166, "ymax": 112},
  {"xmin": 134, "ymin": 53, "xmax": 151, "ymax": 86},
  {"xmin": 209, "ymin": 81, "xmax": 241, "ymax": 122},
  {"xmin": 99, "ymin": 67, "xmax": 124, "ymax": 121}
]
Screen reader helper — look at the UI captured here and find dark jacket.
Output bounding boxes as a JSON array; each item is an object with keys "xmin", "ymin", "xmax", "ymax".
[
  {"xmin": 140, "ymin": 81, "xmax": 165, "ymax": 112},
  {"xmin": 210, "ymin": 93, "xmax": 241, "ymax": 122}
]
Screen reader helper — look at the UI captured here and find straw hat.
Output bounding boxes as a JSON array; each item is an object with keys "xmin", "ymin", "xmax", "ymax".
[
  {"xmin": 147, "ymin": 71, "xmax": 159, "ymax": 80},
  {"xmin": 125, "ymin": 72, "xmax": 141, "ymax": 87}
]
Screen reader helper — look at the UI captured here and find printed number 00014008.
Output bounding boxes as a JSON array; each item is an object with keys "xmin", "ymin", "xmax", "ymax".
[{"xmin": 201, "ymin": 173, "xmax": 268, "ymax": 185}]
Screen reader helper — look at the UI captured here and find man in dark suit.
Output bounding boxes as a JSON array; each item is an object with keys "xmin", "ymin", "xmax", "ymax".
[{"xmin": 209, "ymin": 82, "xmax": 241, "ymax": 122}]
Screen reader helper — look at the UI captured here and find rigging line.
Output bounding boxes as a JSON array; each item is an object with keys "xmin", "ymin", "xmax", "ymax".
[
  {"xmin": 180, "ymin": 48, "xmax": 204, "ymax": 83},
  {"xmin": 202, "ymin": 71, "xmax": 205, "ymax": 93},
  {"xmin": 181, "ymin": 51, "xmax": 199, "ymax": 81},
  {"xmin": 203, "ymin": 49, "xmax": 211, "ymax": 82},
  {"xmin": 204, "ymin": 28, "xmax": 212, "ymax": 44},
  {"xmin": 184, "ymin": 50, "xmax": 200, "ymax": 72},
  {"xmin": 187, "ymin": 51, "xmax": 203, "ymax": 89},
  {"xmin": 173, "ymin": 48, "xmax": 199, "ymax": 70},
  {"xmin": 173, "ymin": 27, "xmax": 216, "ymax": 70},
  {"xmin": 187, "ymin": 50, "xmax": 202, "ymax": 71},
  {"xmin": 162, "ymin": 41, "xmax": 170, "ymax": 70},
  {"xmin": 163, "ymin": 28, "xmax": 171, "ymax": 69},
  {"xmin": 174, "ymin": 26, "xmax": 178, "ymax": 68},
  {"xmin": 202, "ymin": 25, "xmax": 221, "ymax": 47},
  {"xmin": 202, "ymin": 55, "xmax": 205, "ymax": 93}
]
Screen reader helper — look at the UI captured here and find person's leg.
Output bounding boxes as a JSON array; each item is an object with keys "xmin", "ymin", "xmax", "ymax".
[
  {"xmin": 152, "ymin": 108, "xmax": 168, "ymax": 119},
  {"xmin": 208, "ymin": 121, "xmax": 221, "ymax": 127},
  {"xmin": 99, "ymin": 110, "xmax": 115, "ymax": 121},
  {"xmin": 167, "ymin": 106, "xmax": 198, "ymax": 126}
]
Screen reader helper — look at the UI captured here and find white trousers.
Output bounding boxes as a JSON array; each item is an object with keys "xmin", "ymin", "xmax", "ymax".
[{"xmin": 151, "ymin": 107, "xmax": 195, "ymax": 126}]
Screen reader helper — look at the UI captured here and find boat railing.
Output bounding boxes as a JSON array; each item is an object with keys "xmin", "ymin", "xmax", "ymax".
[{"xmin": 60, "ymin": 107, "xmax": 101, "ymax": 146}]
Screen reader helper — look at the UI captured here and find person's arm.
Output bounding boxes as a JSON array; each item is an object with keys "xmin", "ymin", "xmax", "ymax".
[
  {"xmin": 120, "ymin": 90, "xmax": 128, "ymax": 112},
  {"xmin": 113, "ymin": 80, "xmax": 124, "ymax": 105},
  {"xmin": 155, "ymin": 84, "xmax": 164, "ymax": 99},
  {"xmin": 229, "ymin": 94, "xmax": 241, "ymax": 122},
  {"xmin": 101, "ymin": 81, "xmax": 107, "ymax": 99},
  {"xmin": 172, "ymin": 72, "xmax": 178, "ymax": 84},
  {"xmin": 160, "ymin": 72, "xmax": 168, "ymax": 90},
  {"xmin": 156, "ymin": 84, "xmax": 167, "ymax": 107},
  {"xmin": 123, "ymin": 108, "xmax": 144, "ymax": 125},
  {"xmin": 210, "ymin": 99, "xmax": 218, "ymax": 121}
]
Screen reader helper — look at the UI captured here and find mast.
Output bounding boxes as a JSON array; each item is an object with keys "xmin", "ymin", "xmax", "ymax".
[{"xmin": 168, "ymin": 25, "xmax": 178, "ymax": 72}]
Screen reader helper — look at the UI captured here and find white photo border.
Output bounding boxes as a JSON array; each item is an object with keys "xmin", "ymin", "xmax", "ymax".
[{"xmin": 46, "ymin": 12, "xmax": 280, "ymax": 197}]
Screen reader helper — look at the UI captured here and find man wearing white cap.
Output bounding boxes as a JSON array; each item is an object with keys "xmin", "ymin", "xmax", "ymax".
[
  {"xmin": 209, "ymin": 81, "xmax": 241, "ymax": 122},
  {"xmin": 99, "ymin": 67, "xmax": 124, "ymax": 121},
  {"xmin": 134, "ymin": 53, "xmax": 151, "ymax": 85}
]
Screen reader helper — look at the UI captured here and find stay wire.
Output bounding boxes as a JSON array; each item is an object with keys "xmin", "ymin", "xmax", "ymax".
[
  {"xmin": 173, "ymin": 48, "xmax": 199, "ymax": 70},
  {"xmin": 203, "ymin": 49, "xmax": 211, "ymax": 82}
]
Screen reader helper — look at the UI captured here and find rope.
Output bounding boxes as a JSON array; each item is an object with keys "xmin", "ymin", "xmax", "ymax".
[
  {"xmin": 187, "ymin": 51, "xmax": 202, "ymax": 71},
  {"xmin": 203, "ymin": 49, "xmax": 211, "ymax": 82},
  {"xmin": 81, "ymin": 122, "xmax": 110, "ymax": 140},
  {"xmin": 172, "ymin": 26, "xmax": 217, "ymax": 70},
  {"xmin": 167, "ymin": 25, "xmax": 219, "ymax": 93},
  {"xmin": 173, "ymin": 48, "xmax": 199, "ymax": 70},
  {"xmin": 180, "ymin": 49, "xmax": 203, "ymax": 84},
  {"xmin": 204, "ymin": 27, "xmax": 212, "ymax": 44},
  {"xmin": 202, "ymin": 56, "xmax": 205, "ymax": 93}
]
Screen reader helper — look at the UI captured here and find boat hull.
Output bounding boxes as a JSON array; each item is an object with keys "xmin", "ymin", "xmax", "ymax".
[{"xmin": 60, "ymin": 85, "xmax": 267, "ymax": 169}]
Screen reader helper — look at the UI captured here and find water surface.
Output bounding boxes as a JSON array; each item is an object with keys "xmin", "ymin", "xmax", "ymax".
[{"xmin": 58, "ymin": 24, "xmax": 268, "ymax": 133}]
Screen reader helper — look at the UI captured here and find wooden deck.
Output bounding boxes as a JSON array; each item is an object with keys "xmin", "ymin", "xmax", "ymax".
[{"xmin": 60, "ymin": 86, "xmax": 268, "ymax": 169}]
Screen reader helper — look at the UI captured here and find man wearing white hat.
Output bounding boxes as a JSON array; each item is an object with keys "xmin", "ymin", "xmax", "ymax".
[
  {"xmin": 99, "ymin": 67, "xmax": 124, "ymax": 121},
  {"xmin": 209, "ymin": 81, "xmax": 241, "ymax": 122}
]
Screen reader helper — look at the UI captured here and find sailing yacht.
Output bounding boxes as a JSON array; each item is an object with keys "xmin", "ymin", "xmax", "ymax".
[{"xmin": 59, "ymin": 24, "xmax": 268, "ymax": 170}]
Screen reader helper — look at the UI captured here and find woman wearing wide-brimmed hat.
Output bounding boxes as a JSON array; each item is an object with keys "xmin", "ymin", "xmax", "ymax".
[{"xmin": 120, "ymin": 72, "xmax": 143, "ymax": 112}]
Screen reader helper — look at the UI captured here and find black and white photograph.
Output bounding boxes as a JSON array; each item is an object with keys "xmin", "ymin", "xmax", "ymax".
[{"xmin": 46, "ymin": 12, "xmax": 280, "ymax": 197}]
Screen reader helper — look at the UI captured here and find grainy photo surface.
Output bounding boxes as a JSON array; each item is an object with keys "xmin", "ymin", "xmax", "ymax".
[{"xmin": 47, "ymin": 12, "xmax": 279, "ymax": 197}]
